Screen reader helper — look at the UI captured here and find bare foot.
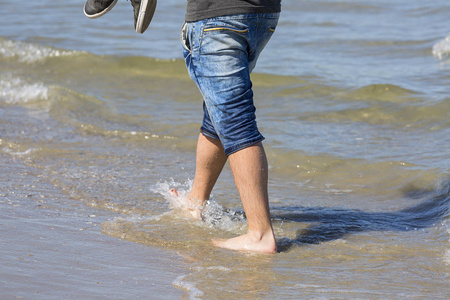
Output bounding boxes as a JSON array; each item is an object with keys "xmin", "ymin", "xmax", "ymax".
[
  {"xmin": 169, "ymin": 188, "xmax": 203, "ymax": 219},
  {"xmin": 212, "ymin": 232, "xmax": 277, "ymax": 254}
]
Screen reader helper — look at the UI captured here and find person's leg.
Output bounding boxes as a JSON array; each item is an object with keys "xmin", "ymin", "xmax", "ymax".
[
  {"xmin": 178, "ymin": 14, "xmax": 279, "ymax": 253},
  {"xmin": 170, "ymin": 137, "xmax": 276, "ymax": 253},
  {"xmin": 212, "ymin": 142, "xmax": 277, "ymax": 253},
  {"xmin": 190, "ymin": 133, "xmax": 228, "ymax": 201},
  {"xmin": 170, "ymin": 133, "xmax": 227, "ymax": 218}
]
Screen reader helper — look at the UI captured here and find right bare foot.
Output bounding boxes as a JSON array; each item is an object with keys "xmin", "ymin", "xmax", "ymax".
[
  {"xmin": 212, "ymin": 231, "xmax": 277, "ymax": 254},
  {"xmin": 169, "ymin": 188, "xmax": 203, "ymax": 219}
]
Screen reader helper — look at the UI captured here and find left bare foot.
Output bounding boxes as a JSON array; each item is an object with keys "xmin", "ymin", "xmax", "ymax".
[{"xmin": 169, "ymin": 188, "xmax": 203, "ymax": 219}]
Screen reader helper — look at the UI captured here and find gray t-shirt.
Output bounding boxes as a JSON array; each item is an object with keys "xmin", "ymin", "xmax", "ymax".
[{"xmin": 185, "ymin": 0, "xmax": 281, "ymax": 22}]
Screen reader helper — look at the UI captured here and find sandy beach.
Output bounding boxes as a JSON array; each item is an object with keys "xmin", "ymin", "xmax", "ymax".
[{"xmin": 0, "ymin": 153, "xmax": 185, "ymax": 299}]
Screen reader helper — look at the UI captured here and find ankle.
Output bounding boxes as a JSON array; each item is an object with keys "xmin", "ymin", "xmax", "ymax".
[
  {"xmin": 187, "ymin": 192, "xmax": 207, "ymax": 207},
  {"xmin": 247, "ymin": 228, "xmax": 275, "ymax": 243}
]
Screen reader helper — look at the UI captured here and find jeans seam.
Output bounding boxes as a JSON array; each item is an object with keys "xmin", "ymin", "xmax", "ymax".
[
  {"xmin": 204, "ymin": 27, "xmax": 249, "ymax": 33},
  {"xmin": 200, "ymin": 127, "xmax": 219, "ymax": 138},
  {"xmin": 225, "ymin": 136, "xmax": 265, "ymax": 156}
]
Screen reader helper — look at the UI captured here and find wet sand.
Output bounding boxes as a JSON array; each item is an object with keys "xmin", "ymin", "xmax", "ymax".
[{"xmin": 0, "ymin": 154, "xmax": 185, "ymax": 299}]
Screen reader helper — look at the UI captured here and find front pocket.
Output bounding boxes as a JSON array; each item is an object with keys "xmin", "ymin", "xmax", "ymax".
[
  {"xmin": 203, "ymin": 19, "xmax": 250, "ymax": 34},
  {"xmin": 181, "ymin": 22, "xmax": 191, "ymax": 52},
  {"xmin": 204, "ymin": 26, "xmax": 249, "ymax": 33}
]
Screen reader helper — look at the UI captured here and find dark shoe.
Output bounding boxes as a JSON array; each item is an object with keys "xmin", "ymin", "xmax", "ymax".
[
  {"xmin": 129, "ymin": 0, "xmax": 157, "ymax": 34},
  {"xmin": 84, "ymin": 0, "xmax": 118, "ymax": 19}
]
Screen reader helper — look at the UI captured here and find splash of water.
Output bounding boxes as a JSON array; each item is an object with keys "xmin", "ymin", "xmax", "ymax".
[
  {"xmin": 0, "ymin": 76, "xmax": 48, "ymax": 104},
  {"xmin": 432, "ymin": 33, "xmax": 450, "ymax": 60},
  {"xmin": 150, "ymin": 180, "xmax": 246, "ymax": 232}
]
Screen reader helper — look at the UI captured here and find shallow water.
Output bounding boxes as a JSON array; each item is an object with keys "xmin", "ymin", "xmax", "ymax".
[{"xmin": 1, "ymin": 0, "xmax": 449, "ymax": 298}]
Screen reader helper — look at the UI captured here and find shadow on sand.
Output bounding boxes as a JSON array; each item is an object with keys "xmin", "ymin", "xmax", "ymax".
[{"xmin": 272, "ymin": 180, "xmax": 450, "ymax": 252}]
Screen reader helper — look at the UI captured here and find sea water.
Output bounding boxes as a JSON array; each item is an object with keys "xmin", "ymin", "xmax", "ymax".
[{"xmin": 0, "ymin": 0, "xmax": 449, "ymax": 298}]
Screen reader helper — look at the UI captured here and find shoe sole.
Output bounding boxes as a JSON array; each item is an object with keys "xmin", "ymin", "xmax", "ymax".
[
  {"xmin": 136, "ymin": 0, "xmax": 157, "ymax": 34},
  {"xmin": 84, "ymin": 0, "xmax": 119, "ymax": 19}
]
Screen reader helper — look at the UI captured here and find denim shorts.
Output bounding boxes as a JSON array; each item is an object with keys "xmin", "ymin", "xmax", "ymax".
[{"xmin": 181, "ymin": 13, "xmax": 279, "ymax": 155}]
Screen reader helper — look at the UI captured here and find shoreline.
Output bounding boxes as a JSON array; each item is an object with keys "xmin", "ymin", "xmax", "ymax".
[{"xmin": 0, "ymin": 154, "xmax": 186, "ymax": 299}]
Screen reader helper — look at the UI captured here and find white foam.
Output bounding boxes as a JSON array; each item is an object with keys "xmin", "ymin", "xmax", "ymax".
[
  {"xmin": 0, "ymin": 76, "xmax": 48, "ymax": 104},
  {"xmin": 0, "ymin": 39, "xmax": 80, "ymax": 63},
  {"xmin": 172, "ymin": 275, "xmax": 204, "ymax": 299},
  {"xmin": 201, "ymin": 199, "xmax": 246, "ymax": 232},
  {"xmin": 150, "ymin": 179, "xmax": 194, "ymax": 211},
  {"xmin": 106, "ymin": 213, "xmax": 171, "ymax": 225},
  {"xmin": 2, "ymin": 147, "xmax": 39, "ymax": 157},
  {"xmin": 193, "ymin": 266, "xmax": 231, "ymax": 272},
  {"xmin": 151, "ymin": 180, "xmax": 246, "ymax": 232},
  {"xmin": 432, "ymin": 33, "xmax": 450, "ymax": 60}
]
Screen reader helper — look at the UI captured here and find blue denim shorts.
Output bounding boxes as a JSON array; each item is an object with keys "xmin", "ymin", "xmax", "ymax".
[{"xmin": 181, "ymin": 13, "xmax": 279, "ymax": 155}]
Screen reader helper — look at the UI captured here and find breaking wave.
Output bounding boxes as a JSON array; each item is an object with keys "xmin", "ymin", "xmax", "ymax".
[
  {"xmin": 0, "ymin": 75, "xmax": 48, "ymax": 104},
  {"xmin": 432, "ymin": 33, "xmax": 450, "ymax": 61},
  {"xmin": 0, "ymin": 38, "xmax": 82, "ymax": 63}
]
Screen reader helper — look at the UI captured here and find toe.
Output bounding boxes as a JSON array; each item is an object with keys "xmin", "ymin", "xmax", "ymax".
[{"xmin": 169, "ymin": 188, "xmax": 179, "ymax": 196}]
